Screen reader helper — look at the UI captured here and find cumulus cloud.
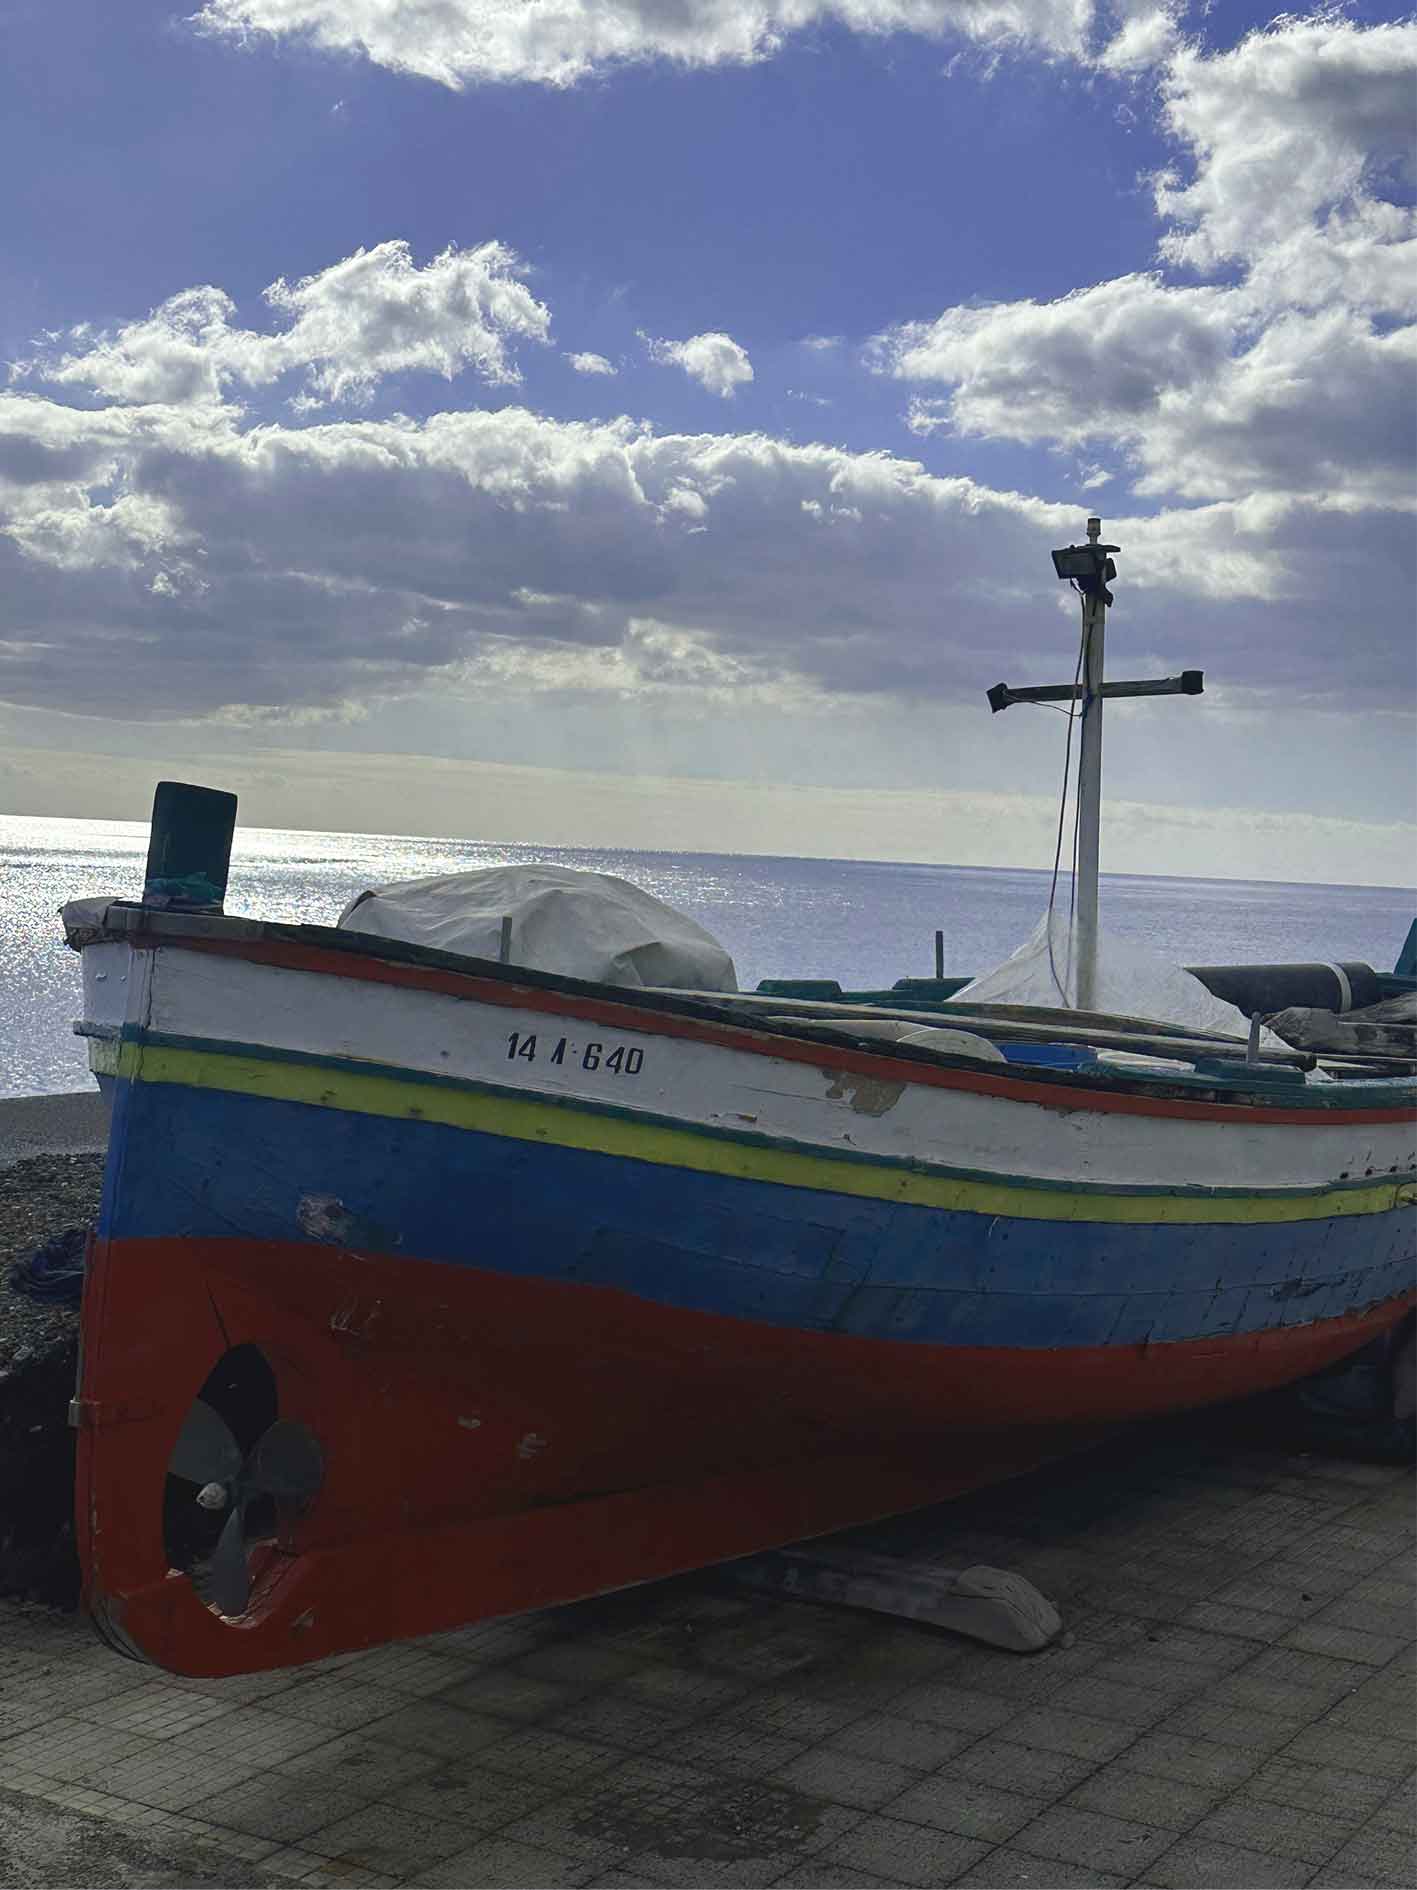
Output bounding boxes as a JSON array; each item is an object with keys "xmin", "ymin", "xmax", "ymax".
[
  {"xmin": 192, "ymin": 2, "xmax": 1095, "ymax": 89},
  {"xmin": 17, "ymin": 241, "xmax": 550, "ymax": 409},
  {"xmin": 1155, "ymin": 13, "xmax": 1417, "ymax": 290},
  {"xmin": 877, "ymin": 274, "xmax": 1239, "ymax": 443},
  {"xmin": 873, "ymin": 14, "xmax": 1417, "ymax": 506},
  {"xmin": 3, "ymin": 324, "xmax": 1412, "ymax": 730},
  {"xmin": 566, "ymin": 351, "xmax": 617, "ymax": 376},
  {"xmin": 647, "ymin": 331, "xmax": 755, "ymax": 398}
]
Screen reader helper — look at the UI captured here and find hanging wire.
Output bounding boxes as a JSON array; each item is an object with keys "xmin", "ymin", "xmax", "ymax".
[{"xmin": 1044, "ymin": 601, "xmax": 1089, "ymax": 1005}]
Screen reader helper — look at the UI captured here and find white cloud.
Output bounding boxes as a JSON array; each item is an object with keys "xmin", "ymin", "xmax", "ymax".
[
  {"xmin": 872, "ymin": 15, "xmax": 1417, "ymax": 506},
  {"xmin": 3, "ymin": 328, "xmax": 1413, "ymax": 733},
  {"xmin": 1100, "ymin": 1, "xmax": 1179, "ymax": 74},
  {"xmin": 192, "ymin": 2, "xmax": 1095, "ymax": 89},
  {"xmin": 17, "ymin": 241, "xmax": 550, "ymax": 409},
  {"xmin": 877, "ymin": 274, "xmax": 1239, "ymax": 443},
  {"xmin": 1155, "ymin": 13, "xmax": 1417, "ymax": 291},
  {"xmin": 647, "ymin": 330, "xmax": 754, "ymax": 398},
  {"xmin": 566, "ymin": 351, "xmax": 617, "ymax": 376}
]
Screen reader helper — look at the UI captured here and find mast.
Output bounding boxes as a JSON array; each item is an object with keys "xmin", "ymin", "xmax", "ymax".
[
  {"xmin": 1074, "ymin": 517, "xmax": 1106, "ymax": 1012},
  {"xmin": 986, "ymin": 520, "xmax": 1205, "ymax": 1013}
]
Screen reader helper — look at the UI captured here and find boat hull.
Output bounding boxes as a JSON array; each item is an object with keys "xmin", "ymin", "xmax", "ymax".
[{"xmin": 68, "ymin": 913, "xmax": 1417, "ymax": 1673}]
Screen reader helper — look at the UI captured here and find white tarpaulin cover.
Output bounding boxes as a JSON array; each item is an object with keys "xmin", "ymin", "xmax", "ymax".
[
  {"xmin": 338, "ymin": 865, "xmax": 738, "ymax": 992},
  {"xmin": 954, "ymin": 912, "xmax": 1268, "ymax": 1042}
]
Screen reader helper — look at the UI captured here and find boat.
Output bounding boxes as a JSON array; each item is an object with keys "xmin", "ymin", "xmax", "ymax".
[{"xmin": 61, "ymin": 524, "xmax": 1416, "ymax": 1677}]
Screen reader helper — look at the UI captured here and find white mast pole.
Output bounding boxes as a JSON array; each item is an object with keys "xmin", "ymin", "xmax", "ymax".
[{"xmin": 1073, "ymin": 515, "xmax": 1106, "ymax": 1012}]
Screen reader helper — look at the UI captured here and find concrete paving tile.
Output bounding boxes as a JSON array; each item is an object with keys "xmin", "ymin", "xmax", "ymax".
[
  {"xmin": 1245, "ymin": 1754, "xmax": 1397, "ymax": 1825},
  {"xmin": 386, "ymin": 1761, "xmax": 560, "ymax": 1830},
  {"xmin": 95, "ymin": 1746, "xmax": 266, "ymax": 1813},
  {"xmin": 825, "ymin": 1709, "xmax": 979, "ymax": 1773},
  {"xmin": 1064, "ymin": 1766, "xmax": 1222, "ymax": 1832},
  {"xmin": 407, "ymin": 1836, "xmax": 595, "ymax": 1886},
  {"xmin": 473, "ymin": 1725, "xmax": 627, "ymax": 1786},
  {"xmin": 940, "ymin": 1644, "xmax": 1105, "ymax": 1705},
  {"xmin": 659, "ymin": 1719, "xmax": 810, "ymax": 1781},
  {"xmin": 198, "ymin": 1775, "xmax": 366, "ymax": 1844},
  {"xmin": 1203, "ymin": 1578, "xmax": 1329, "ymax": 1620},
  {"xmin": 8, "ymin": 1715, "xmax": 169, "ymax": 1785},
  {"xmin": 1002, "ymin": 1705, "xmax": 1137, "ymax": 1763},
  {"xmin": 1283, "ymin": 1622, "xmax": 1409, "ymax": 1667},
  {"xmin": 888, "ymin": 1774, "xmax": 1046, "ymax": 1843},
  {"xmin": 1319, "ymin": 1823, "xmax": 1417, "ymax": 1887},
  {"xmin": 510, "ymin": 1643, "xmax": 649, "ymax": 1690},
  {"xmin": 301, "ymin": 1803, "xmax": 471, "ymax": 1875},
  {"xmin": 296, "ymin": 1863, "xmax": 400, "ymax": 1888},
  {"xmin": 263, "ymin": 1677, "xmax": 412, "ymax": 1732},
  {"xmin": 1008, "ymin": 1803, "xmax": 1173, "ymax": 1875},
  {"xmin": 767, "ymin": 1864, "xmax": 893, "ymax": 1887},
  {"xmin": 1372, "ymin": 1776, "xmax": 1416, "ymax": 1834},
  {"xmin": 1322, "ymin": 1678, "xmax": 1415, "ymax": 1736},
  {"xmin": 1204, "ymin": 1657, "xmax": 1364, "ymax": 1720},
  {"xmin": 1195, "ymin": 1797, "xmax": 1354, "ymax": 1865},
  {"xmin": 0, "ymin": 1699, "xmax": 48, "ymax": 1741},
  {"xmin": 1159, "ymin": 1697, "xmax": 1307, "ymax": 1752},
  {"xmin": 168, "ymin": 1706, "xmax": 341, "ymax": 1768},
  {"xmin": 436, "ymin": 1667, "xmax": 585, "ymax": 1722},
  {"xmin": 274, "ymin": 1731, "xmax": 445, "ymax": 1797},
  {"xmin": 1181, "ymin": 1598, "xmax": 1309, "ymax": 1643},
  {"xmin": 9, "ymin": 1659, "xmax": 152, "ymax": 1713},
  {"xmin": 165, "ymin": 1668, "xmax": 306, "ymax": 1705},
  {"xmin": 554, "ymin": 1757, "xmax": 857, "ymax": 1879},
  {"xmin": 353, "ymin": 1698, "xmax": 511, "ymax": 1759},
  {"xmin": 330, "ymin": 1645, "xmax": 476, "ymax": 1697},
  {"xmin": 1283, "ymin": 1723, "xmax": 1414, "ymax": 1781},
  {"xmin": 944, "ymin": 1737, "xmax": 1095, "ymax": 1799},
  {"xmin": 822, "ymin": 1812, "xmax": 988, "ymax": 1886},
  {"xmin": 717, "ymin": 1690, "xmax": 867, "ymax": 1743},
  {"xmin": 1143, "ymin": 1834, "xmax": 1320, "ymax": 1885},
  {"xmin": 954, "ymin": 1850, "xmax": 1127, "ymax": 1887},
  {"xmin": 615, "ymin": 1662, "xmax": 751, "ymax": 1716},
  {"xmin": 73, "ymin": 1680, "xmax": 238, "ymax": 1739},
  {"xmin": 775, "ymin": 1747, "xmax": 918, "ymax": 1811},
  {"xmin": 555, "ymin": 1691, "xmax": 701, "ymax": 1754},
  {"xmin": 889, "ymin": 1682, "xmax": 1016, "ymax": 1736}
]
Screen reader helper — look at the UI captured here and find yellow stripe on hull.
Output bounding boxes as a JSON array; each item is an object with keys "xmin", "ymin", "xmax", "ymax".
[{"xmin": 91, "ymin": 1038, "xmax": 1415, "ymax": 1227}]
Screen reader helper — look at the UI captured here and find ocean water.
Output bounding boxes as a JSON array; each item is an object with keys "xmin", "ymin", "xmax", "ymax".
[{"xmin": 2, "ymin": 812, "xmax": 1412, "ymax": 1098}]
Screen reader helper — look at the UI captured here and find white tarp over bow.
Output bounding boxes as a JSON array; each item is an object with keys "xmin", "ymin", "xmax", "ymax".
[{"xmin": 338, "ymin": 864, "xmax": 738, "ymax": 992}]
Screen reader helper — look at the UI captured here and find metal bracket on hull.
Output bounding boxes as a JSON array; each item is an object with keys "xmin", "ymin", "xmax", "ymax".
[{"xmin": 724, "ymin": 1545, "xmax": 1062, "ymax": 1652}]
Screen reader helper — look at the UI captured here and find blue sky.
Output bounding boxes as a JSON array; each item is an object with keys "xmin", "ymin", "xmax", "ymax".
[{"xmin": 1, "ymin": 3, "xmax": 1414, "ymax": 881}]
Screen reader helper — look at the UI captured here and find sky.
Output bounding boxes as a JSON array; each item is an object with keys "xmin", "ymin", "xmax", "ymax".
[{"xmin": 1, "ymin": 1, "xmax": 1413, "ymax": 883}]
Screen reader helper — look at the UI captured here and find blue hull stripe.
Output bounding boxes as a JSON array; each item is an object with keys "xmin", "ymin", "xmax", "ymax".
[{"xmin": 100, "ymin": 1081, "xmax": 1416, "ymax": 1350}]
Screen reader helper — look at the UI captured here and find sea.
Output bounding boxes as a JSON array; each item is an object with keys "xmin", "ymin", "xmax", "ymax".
[{"xmin": 2, "ymin": 812, "xmax": 1412, "ymax": 1099}]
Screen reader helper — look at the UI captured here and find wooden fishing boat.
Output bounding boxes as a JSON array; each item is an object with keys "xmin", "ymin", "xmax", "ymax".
[
  {"xmin": 60, "ymin": 521, "xmax": 1416, "ymax": 1676},
  {"xmin": 62, "ymin": 887, "xmax": 1415, "ymax": 1676}
]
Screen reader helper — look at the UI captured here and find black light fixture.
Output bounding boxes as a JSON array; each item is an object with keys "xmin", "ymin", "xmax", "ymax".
[{"xmin": 1051, "ymin": 541, "xmax": 1119, "ymax": 603}]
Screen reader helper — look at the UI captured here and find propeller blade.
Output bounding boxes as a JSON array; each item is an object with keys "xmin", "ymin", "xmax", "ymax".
[
  {"xmin": 203, "ymin": 1503, "xmax": 252, "ymax": 1617},
  {"xmin": 245, "ymin": 1421, "xmax": 323, "ymax": 1503},
  {"xmin": 168, "ymin": 1398, "xmax": 243, "ymax": 1485}
]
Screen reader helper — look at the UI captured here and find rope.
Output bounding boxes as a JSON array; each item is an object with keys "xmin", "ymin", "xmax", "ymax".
[{"xmin": 1045, "ymin": 602, "xmax": 1089, "ymax": 1005}]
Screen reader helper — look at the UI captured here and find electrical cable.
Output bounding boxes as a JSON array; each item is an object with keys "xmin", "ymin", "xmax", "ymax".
[{"xmin": 1044, "ymin": 600, "xmax": 1089, "ymax": 1005}]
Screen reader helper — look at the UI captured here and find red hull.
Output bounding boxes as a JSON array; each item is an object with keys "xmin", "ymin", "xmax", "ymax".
[{"xmin": 74, "ymin": 1232, "xmax": 1411, "ymax": 1675}]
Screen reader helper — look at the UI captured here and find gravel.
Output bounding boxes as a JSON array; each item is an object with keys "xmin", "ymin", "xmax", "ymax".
[{"xmin": 0, "ymin": 1152, "xmax": 103, "ymax": 1607}]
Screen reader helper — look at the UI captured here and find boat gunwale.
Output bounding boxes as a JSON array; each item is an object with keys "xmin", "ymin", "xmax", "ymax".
[{"xmin": 66, "ymin": 901, "xmax": 1417, "ymax": 1125}]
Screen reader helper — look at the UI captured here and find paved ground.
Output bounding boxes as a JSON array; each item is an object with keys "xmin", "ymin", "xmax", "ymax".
[{"xmin": 0, "ymin": 1414, "xmax": 1412, "ymax": 1889}]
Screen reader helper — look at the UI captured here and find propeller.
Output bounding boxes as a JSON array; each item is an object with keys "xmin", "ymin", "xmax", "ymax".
[{"xmin": 168, "ymin": 1399, "xmax": 323, "ymax": 1616}]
